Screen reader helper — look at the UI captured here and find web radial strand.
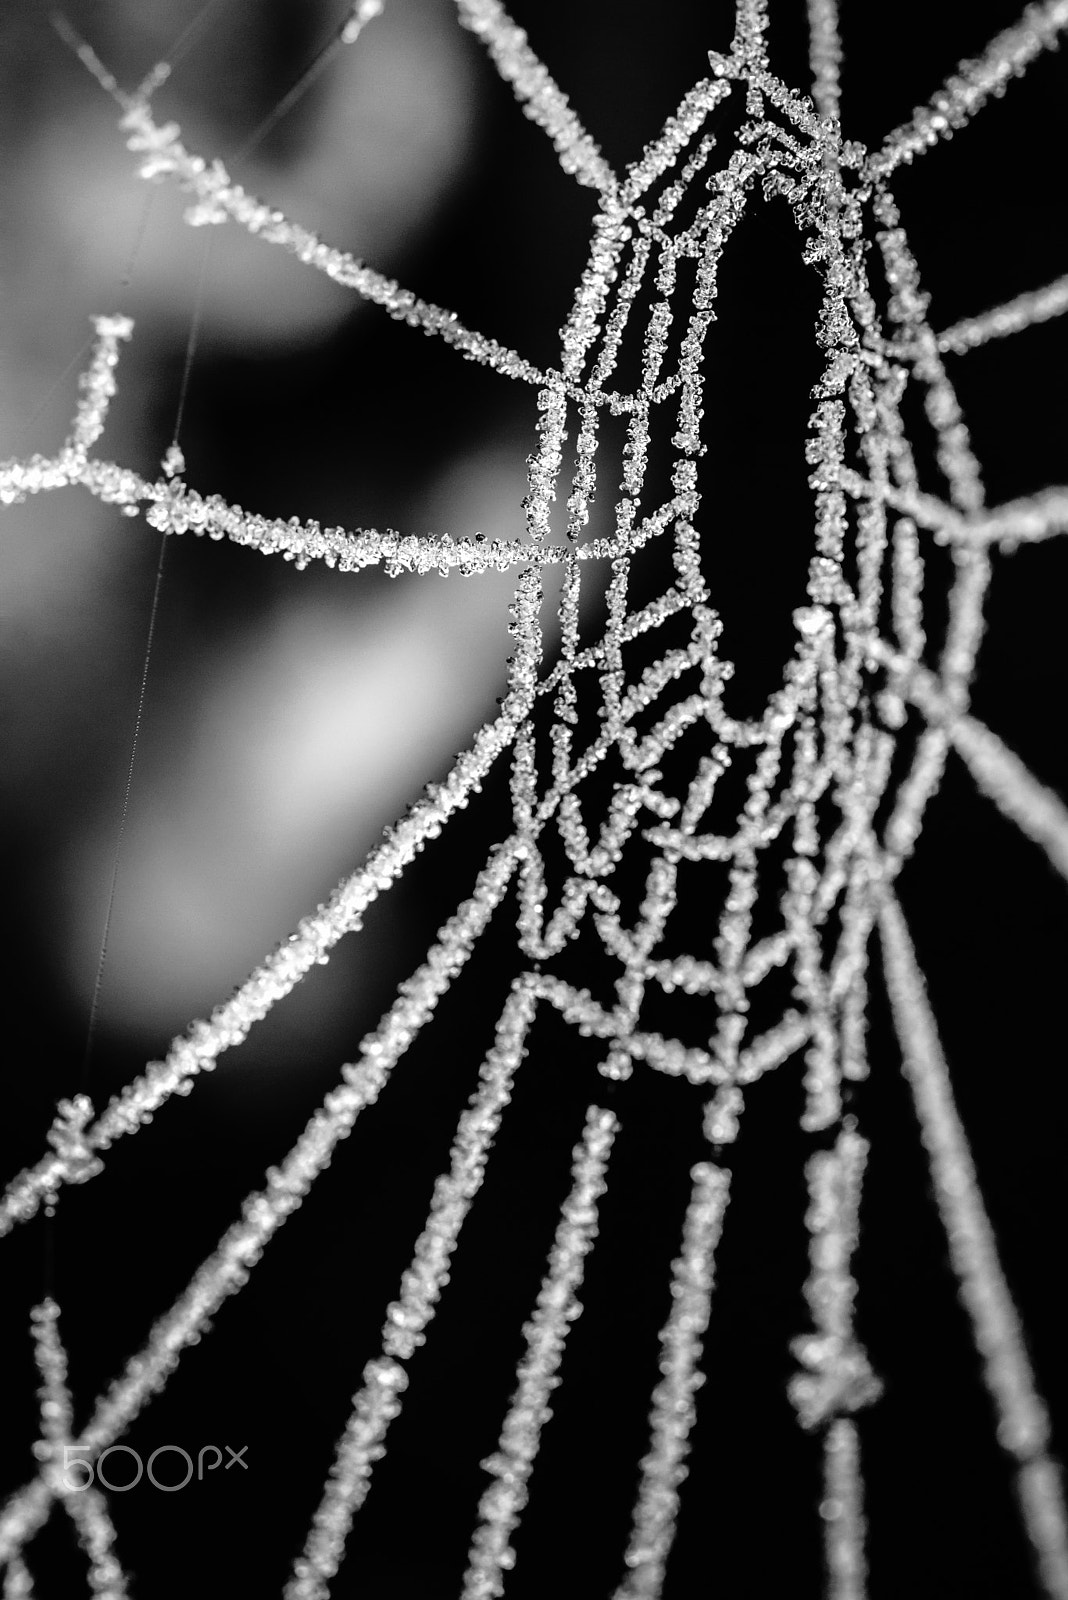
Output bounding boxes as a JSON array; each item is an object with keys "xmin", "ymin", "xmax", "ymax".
[
  {"xmin": 614, "ymin": 1162, "xmax": 730, "ymax": 1600},
  {"xmin": 730, "ymin": 0, "xmax": 770, "ymax": 70},
  {"xmin": 285, "ymin": 980, "xmax": 538, "ymax": 1600},
  {"xmin": 29, "ymin": 1301, "xmax": 131, "ymax": 1600},
  {"xmin": 29, "ymin": 1299, "xmax": 73, "ymax": 1470},
  {"xmin": 871, "ymin": 0, "xmax": 1068, "ymax": 176},
  {"xmin": 937, "ymin": 272, "xmax": 1068, "ymax": 354},
  {"xmin": 957, "ymin": 489, "xmax": 1068, "ymax": 550},
  {"xmin": 229, "ymin": 0, "xmax": 383, "ymax": 164},
  {"xmin": 3, "ymin": 1, "xmax": 1067, "ymax": 1591},
  {"xmin": 879, "ymin": 896, "xmax": 1068, "ymax": 1600},
  {"xmin": 868, "ymin": 196, "xmax": 994, "ymax": 873},
  {"xmin": 0, "ymin": 442, "xmax": 577, "ymax": 574},
  {"xmin": 117, "ymin": 101, "xmax": 546, "ymax": 386},
  {"xmin": 823, "ymin": 1420, "xmax": 867, "ymax": 1600},
  {"xmin": 453, "ymin": 0, "xmax": 617, "ymax": 195},
  {"xmin": 0, "ymin": 787, "xmax": 524, "ymax": 1237},
  {"xmin": 462, "ymin": 1105, "xmax": 618, "ymax": 1599},
  {"xmin": 885, "ymin": 654, "xmax": 1068, "ymax": 885},
  {"xmin": 790, "ymin": 1131, "xmax": 881, "ymax": 1597},
  {"xmin": 834, "ymin": 468, "xmax": 1068, "ymax": 554}
]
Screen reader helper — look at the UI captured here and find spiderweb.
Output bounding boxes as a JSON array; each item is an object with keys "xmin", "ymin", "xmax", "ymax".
[{"xmin": 2, "ymin": 1, "xmax": 1068, "ymax": 1595}]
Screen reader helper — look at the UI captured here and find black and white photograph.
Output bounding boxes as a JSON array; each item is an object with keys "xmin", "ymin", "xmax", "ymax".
[{"xmin": 0, "ymin": 2, "xmax": 1066, "ymax": 1594}]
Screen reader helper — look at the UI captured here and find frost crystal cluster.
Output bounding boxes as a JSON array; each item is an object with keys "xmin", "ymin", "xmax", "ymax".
[{"xmin": 2, "ymin": 1, "xmax": 1068, "ymax": 1596}]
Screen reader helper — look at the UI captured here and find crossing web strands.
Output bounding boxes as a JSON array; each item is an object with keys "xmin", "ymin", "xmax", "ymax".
[{"xmin": 2, "ymin": 0, "xmax": 1068, "ymax": 1594}]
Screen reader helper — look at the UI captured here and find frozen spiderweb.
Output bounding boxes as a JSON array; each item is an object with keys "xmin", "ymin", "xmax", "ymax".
[{"xmin": 2, "ymin": 0, "xmax": 1068, "ymax": 1594}]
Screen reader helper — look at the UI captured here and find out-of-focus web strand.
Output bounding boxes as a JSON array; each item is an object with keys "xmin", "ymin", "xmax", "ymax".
[
  {"xmin": 455, "ymin": 0, "xmax": 618, "ymax": 196},
  {"xmin": 613, "ymin": 1161, "xmax": 731, "ymax": 1600},
  {"xmin": 880, "ymin": 896, "xmax": 1068, "ymax": 1598},
  {"xmin": 460, "ymin": 1106, "xmax": 617, "ymax": 1598},
  {"xmin": 869, "ymin": 0, "xmax": 1068, "ymax": 177},
  {"xmin": 0, "ymin": 12, "xmax": 1036, "ymax": 1254},
  {"xmin": 1, "ymin": 1559, "xmax": 32, "ymax": 1600},
  {"xmin": 790, "ymin": 1132, "xmax": 881, "ymax": 1600},
  {"xmin": 4, "ymin": 391, "xmax": 1065, "ymax": 571},
  {"xmin": 0, "ymin": 0, "xmax": 1042, "ymax": 1305}
]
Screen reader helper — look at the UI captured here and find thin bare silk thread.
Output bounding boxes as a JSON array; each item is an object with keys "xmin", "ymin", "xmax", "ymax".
[
  {"xmin": 229, "ymin": 5, "xmax": 380, "ymax": 166},
  {"xmin": 171, "ymin": 231, "xmax": 213, "ymax": 453},
  {"xmin": 76, "ymin": 83, "xmax": 216, "ymax": 1094}
]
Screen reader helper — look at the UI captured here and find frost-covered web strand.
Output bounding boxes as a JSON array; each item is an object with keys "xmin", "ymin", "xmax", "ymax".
[
  {"xmin": 880, "ymin": 896, "xmax": 1068, "ymax": 1600},
  {"xmin": 81, "ymin": 525, "xmax": 167, "ymax": 1093},
  {"xmin": 30, "ymin": 1300, "xmax": 72, "ymax": 1453},
  {"xmin": 285, "ymin": 980, "xmax": 537, "ymax": 1600},
  {"xmin": 60, "ymin": 314, "xmax": 132, "ymax": 463},
  {"xmin": 836, "ymin": 470, "xmax": 1068, "ymax": 556},
  {"xmin": 619, "ymin": 78, "xmax": 731, "ymax": 206},
  {"xmin": 50, "ymin": 14, "xmax": 125, "ymax": 102},
  {"xmin": 949, "ymin": 713, "xmax": 1068, "ymax": 883},
  {"xmin": 2, "ymin": 1559, "xmax": 32, "ymax": 1600},
  {"xmin": 0, "ymin": 1058, "xmax": 386, "ymax": 1565},
  {"xmin": 119, "ymin": 101, "xmax": 546, "ymax": 386},
  {"xmin": 806, "ymin": 0, "xmax": 842, "ymax": 121},
  {"xmin": 462, "ymin": 1106, "xmax": 617, "ymax": 1598},
  {"xmin": 731, "ymin": 0, "xmax": 770, "ymax": 71},
  {"xmin": 871, "ymin": 0, "xmax": 1068, "ymax": 176},
  {"xmin": 835, "ymin": 467, "xmax": 1068, "ymax": 552},
  {"xmin": 2, "ymin": 1088, "xmax": 383, "ymax": 1558},
  {"xmin": 789, "ymin": 1132, "xmax": 881, "ymax": 1598},
  {"xmin": 0, "ymin": 726, "xmax": 529, "ymax": 1235},
  {"xmin": 0, "ymin": 316, "xmax": 682, "ymax": 575},
  {"xmin": 3, "ymin": 2, "xmax": 1068, "ymax": 1593},
  {"xmin": 0, "ymin": 850, "xmax": 519, "ymax": 1562},
  {"xmin": 823, "ymin": 1421, "xmax": 867, "ymax": 1600},
  {"xmin": 0, "ymin": 434, "xmax": 576, "ymax": 575},
  {"xmin": 937, "ymin": 272, "xmax": 1068, "ymax": 354},
  {"xmin": 0, "ymin": 436, "xmax": 696, "ymax": 574},
  {"xmin": 342, "ymin": 1, "xmax": 384, "ymax": 45},
  {"xmin": 866, "ymin": 191, "xmax": 993, "ymax": 877},
  {"xmin": 870, "ymin": 643, "xmax": 1068, "ymax": 885},
  {"xmin": 454, "ymin": 0, "xmax": 617, "ymax": 195},
  {"xmin": 962, "ymin": 488, "xmax": 1068, "ymax": 548},
  {"xmin": 614, "ymin": 1162, "xmax": 730, "ymax": 1600}
]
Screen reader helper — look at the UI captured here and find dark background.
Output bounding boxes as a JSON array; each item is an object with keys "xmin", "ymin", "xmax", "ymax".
[{"xmin": 1, "ymin": 2, "xmax": 1067, "ymax": 1595}]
